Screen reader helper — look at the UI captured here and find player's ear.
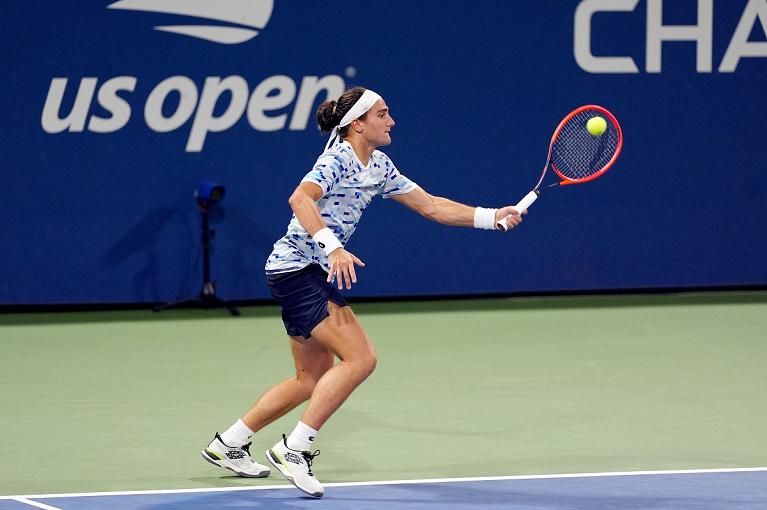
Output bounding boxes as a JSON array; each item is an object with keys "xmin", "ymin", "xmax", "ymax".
[{"xmin": 351, "ymin": 119, "xmax": 364, "ymax": 134}]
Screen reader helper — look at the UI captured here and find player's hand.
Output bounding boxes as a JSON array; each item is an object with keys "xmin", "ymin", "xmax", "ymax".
[
  {"xmin": 495, "ymin": 206, "xmax": 524, "ymax": 231},
  {"xmin": 327, "ymin": 248, "xmax": 366, "ymax": 289}
]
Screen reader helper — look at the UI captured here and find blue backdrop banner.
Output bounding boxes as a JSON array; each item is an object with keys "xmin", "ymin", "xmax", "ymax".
[{"xmin": 2, "ymin": 0, "xmax": 766, "ymax": 304}]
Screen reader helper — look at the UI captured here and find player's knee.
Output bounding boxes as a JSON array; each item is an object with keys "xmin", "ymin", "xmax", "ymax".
[
  {"xmin": 297, "ymin": 362, "xmax": 332, "ymax": 398},
  {"xmin": 297, "ymin": 374, "xmax": 322, "ymax": 400},
  {"xmin": 297, "ymin": 379, "xmax": 315, "ymax": 401},
  {"xmin": 357, "ymin": 348, "xmax": 378, "ymax": 379}
]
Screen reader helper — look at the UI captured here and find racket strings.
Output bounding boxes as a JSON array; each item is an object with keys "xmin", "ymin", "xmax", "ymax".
[{"xmin": 551, "ymin": 110, "xmax": 620, "ymax": 181}]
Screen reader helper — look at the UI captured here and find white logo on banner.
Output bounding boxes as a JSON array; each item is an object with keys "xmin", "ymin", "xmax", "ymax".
[
  {"xmin": 40, "ymin": 1, "xmax": 350, "ymax": 151},
  {"xmin": 107, "ymin": 0, "xmax": 274, "ymax": 44},
  {"xmin": 574, "ymin": 0, "xmax": 767, "ymax": 73}
]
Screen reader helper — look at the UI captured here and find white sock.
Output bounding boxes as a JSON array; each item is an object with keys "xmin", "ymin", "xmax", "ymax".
[
  {"xmin": 285, "ymin": 421, "xmax": 319, "ymax": 452},
  {"xmin": 219, "ymin": 419, "xmax": 254, "ymax": 448}
]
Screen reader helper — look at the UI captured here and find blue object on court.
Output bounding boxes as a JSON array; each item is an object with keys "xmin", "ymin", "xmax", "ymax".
[{"xmin": 2, "ymin": 470, "xmax": 766, "ymax": 510}]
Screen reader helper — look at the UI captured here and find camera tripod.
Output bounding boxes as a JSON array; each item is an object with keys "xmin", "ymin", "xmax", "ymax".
[{"xmin": 153, "ymin": 201, "xmax": 240, "ymax": 316}]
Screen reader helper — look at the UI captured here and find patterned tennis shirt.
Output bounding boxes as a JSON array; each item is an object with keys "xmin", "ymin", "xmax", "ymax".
[{"xmin": 265, "ymin": 140, "xmax": 418, "ymax": 275}]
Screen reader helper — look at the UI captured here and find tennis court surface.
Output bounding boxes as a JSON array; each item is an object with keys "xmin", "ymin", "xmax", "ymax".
[
  {"xmin": 3, "ymin": 470, "xmax": 766, "ymax": 510},
  {"xmin": 2, "ymin": 293, "xmax": 765, "ymax": 509}
]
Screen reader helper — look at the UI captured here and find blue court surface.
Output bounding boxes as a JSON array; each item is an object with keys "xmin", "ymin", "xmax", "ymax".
[{"xmin": 2, "ymin": 469, "xmax": 765, "ymax": 510}]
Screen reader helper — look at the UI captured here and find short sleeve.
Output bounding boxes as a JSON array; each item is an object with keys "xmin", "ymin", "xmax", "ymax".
[
  {"xmin": 301, "ymin": 153, "xmax": 346, "ymax": 197},
  {"xmin": 379, "ymin": 154, "xmax": 418, "ymax": 199}
]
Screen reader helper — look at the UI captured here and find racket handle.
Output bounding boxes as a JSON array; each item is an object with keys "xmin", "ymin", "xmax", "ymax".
[{"xmin": 496, "ymin": 191, "xmax": 539, "ymax": 231}]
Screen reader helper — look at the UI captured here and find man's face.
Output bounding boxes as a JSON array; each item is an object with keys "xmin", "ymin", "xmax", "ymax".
[{"xmin": 357, "ymin": 99, "xmax": 395, "ymax": 147}]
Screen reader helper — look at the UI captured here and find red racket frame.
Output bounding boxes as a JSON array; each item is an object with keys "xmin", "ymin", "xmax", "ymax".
[{"xmin": 548, "ymin": 104, "xmax": 623, "ymax": 186}]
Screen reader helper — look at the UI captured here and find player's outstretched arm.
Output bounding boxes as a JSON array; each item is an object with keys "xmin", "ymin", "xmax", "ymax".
[{"xmin": 391, "ymin": 187, "xmax": 523, "ymax": 230}]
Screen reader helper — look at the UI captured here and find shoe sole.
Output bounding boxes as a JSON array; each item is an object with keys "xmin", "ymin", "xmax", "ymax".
[
  {"xmin": 265, "ymin": 449, "xmax": 323, "ymax": 498},
  {"xmin": 201, "ymin": 449, "xmax": 270, "ymax": 478}
]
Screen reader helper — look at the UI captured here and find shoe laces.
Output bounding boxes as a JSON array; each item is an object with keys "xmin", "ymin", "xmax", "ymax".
[
  {"xmin": 281, "ymin": 434, "xmax": 321, "ymax": 476},
  {"xmin": 215, "ymin": 432, "xmax": 252, "ymax": 455},
  {"xmin": 302, "ymin": 449, "xmax": 321, "ymax": 477}
]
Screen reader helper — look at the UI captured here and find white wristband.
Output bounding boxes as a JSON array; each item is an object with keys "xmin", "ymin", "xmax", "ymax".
[
  {"xmin": 473, "ymin": 207, "xmax": 498, "ymax": 230},
  {"xmin": 312, "ymin": 227, "xmax": 343, "ymax": 256}
]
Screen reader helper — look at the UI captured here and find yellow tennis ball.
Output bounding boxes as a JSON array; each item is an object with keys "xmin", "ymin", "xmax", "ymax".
[{"xmin": 587, "ymin": 116, "xmax": 607, "ymax": 136}]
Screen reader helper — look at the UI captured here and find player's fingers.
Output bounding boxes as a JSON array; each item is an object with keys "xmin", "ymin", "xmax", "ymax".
[
  {"xmin": 344, "ymin": 262, "xmax": 354, "ymax": 289},
  {"xmin": 327, "ymin": 262, "xmax": 335, "ymax": 282},
  {"xmin": 352, "ymin": 255, "xmax": 365, "ymax": 267},
  {"xmin": 350, "ymin": 264, "xmax": 357, "ymax": 284},
  {"xmin": 497, "ymin": 208, "xmax": 515, "ymax": 221},
  {"xmin": 343, "ymin": 264, "xmax": 354, "ymax": 289}
]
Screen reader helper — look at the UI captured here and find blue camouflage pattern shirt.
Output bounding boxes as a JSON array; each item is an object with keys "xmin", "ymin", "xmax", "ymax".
[{"xmin": 265, "ymin": 140, "xmax": 418, "ymax": 275}]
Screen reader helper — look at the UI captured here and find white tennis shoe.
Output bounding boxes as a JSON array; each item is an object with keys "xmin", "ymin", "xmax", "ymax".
[
  {"xmin": 265, "ymin": 435, "xmax": 324, "ymax": 498},
  {"xmin": 201, "ymin": 433, "xmax": 271, "ymax": 477}
]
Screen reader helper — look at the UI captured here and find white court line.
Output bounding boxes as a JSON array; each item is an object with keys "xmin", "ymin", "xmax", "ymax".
[
  {"xmin": 11, "ymin": 498, "xmax": 62, "ymax": 510},
  {"xmin": 2, "ymin": 467, "xmax": 766, "ymax": 501}
]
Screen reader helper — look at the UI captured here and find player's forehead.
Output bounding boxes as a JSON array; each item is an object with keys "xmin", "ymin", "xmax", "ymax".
[{"xmin": 370, "ymin": 98, "xmax": 389, "ymax": 114}]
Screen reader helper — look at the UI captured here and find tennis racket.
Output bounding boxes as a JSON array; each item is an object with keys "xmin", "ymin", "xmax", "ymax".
[{"xmin": 497, "ymin": 105, "xmax": 623, "ymax": 231}]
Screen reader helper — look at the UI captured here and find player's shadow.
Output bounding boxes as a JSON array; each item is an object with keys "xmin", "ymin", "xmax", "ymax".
[
  {"xmin": 214, "ymin": 205, "xmax": 279, "ymax": 295},
  {"xmin": 102, "ymin": 207, "xmax": 193, "ymax": 303}
]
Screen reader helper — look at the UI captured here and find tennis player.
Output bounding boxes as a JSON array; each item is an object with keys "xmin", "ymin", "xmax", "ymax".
[{"xmin": 201, "ymin": 87, "xmax": 524, "ymax": 497}]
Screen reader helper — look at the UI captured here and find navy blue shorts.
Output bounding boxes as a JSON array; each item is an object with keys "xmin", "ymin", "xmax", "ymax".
[{"xmin": 267, "ymin": 264, "xmax": 348, "ymax": 339}]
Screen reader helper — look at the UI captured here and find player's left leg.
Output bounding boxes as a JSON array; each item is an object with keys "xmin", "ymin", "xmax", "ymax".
[
  {"xmin": 241, "ymin": 335, "xmax": 334, "ymax": 431},
  {"xmin": 266, "ymin": 301, "xmax": 377, "ymax": 498},
  {"xmin": 201, "ymin": 336, "xmax": 333, "ymax": 478}
]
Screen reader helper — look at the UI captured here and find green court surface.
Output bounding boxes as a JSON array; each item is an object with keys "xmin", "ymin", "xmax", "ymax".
[{"xmin": 0, "ymin": 293, "xmax": 765, "ymax": 496}]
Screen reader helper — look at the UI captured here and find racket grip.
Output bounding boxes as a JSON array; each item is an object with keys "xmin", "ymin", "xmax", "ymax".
[{"xmin": 496, "ymin": 191, "xmax": 539, "ymax": 231}]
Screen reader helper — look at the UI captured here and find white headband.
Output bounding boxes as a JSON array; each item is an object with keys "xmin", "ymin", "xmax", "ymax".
[{"xmin": 324, "ymin": 89, "xmax": 382, "ymax": 151}]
